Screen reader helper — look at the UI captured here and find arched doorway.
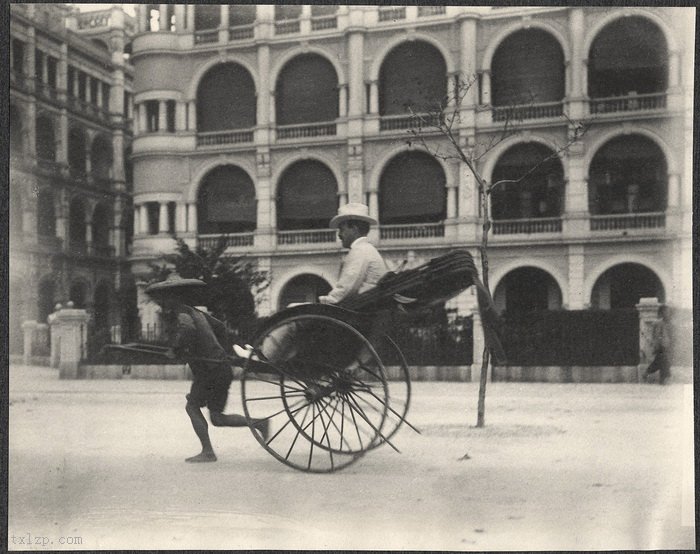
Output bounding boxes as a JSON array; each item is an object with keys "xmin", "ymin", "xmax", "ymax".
[
  {"xmin": 588, "ymin": 135, "xmax": 667, "ymax": 215},
  {"xmin": 491, "ymin": 142, "xmax": 564, "ymax": 220},
  {"xmin": 379, "ymin": 41, "xmax": 447, "ymax": 115},
  {"xmin": 276, "ymin": 54, "xmax": 338, "ymax": 125},
  {"xmin": 197, "ymin": 165, "xmax": 257, "ymax": 234},
  {"xmin": 197, "ymin": 63, "xmax": 256, "ymax": 132},
  {"xmin": 379, "ymin": 151, "xmax": 446, "ymax": 225},
  {"xmin": 276, "ymin": 160, "xmax": 338, "ymax": 230},
  {"xmin": 278, "ymin": 274, "xmax": 332, "ymax": 309},
  {"xmin": 591, "ymin": 263, "xmax": 664, "ymax": 309},
  {"xmin": 494, "ymin": 267, "xmax": 562, "ymax": 315}
]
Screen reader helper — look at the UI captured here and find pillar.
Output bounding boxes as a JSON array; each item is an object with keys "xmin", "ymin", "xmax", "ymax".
[
  {"xmin": 460, "ymin": 17, "xmax": 477, "ymax": 105},
  {"xmin": 187, "ymin": 100, "xmax": 196, "ymax": 130},
  {"xmin": 138, "ymin": 103, "xmax": 147, "ymax": 134},
  {"xmin": 339, "ymin": 84, "xmax": 348, "ymax": 117},
  {"xmin": 481, "ymin": 70, "xmax": 491, "ymax": 105},
  {"xmin": 186, "ymin": 5, "xmax": 195, "ymax": 31},
  {"xmin": 367, "ymin": 190, "xmax": 378, "ymax": 221},
  {"xmin": 187, "ymin": 203, "xmax": 197, "ymax": 232},
  {"xmin": 176, "ymin": 203, "xmax": 187, "ymax": 233},
  {"xmin": 137, "ymin": 4, "xmax": 148, "ymax": 32},
  {"xmin": 158, "ymin": 100, "xmax": 167, "ymax": 132},
  {"xmin": 176, "ymin": 101, "xmax": 187, "ymax": 131},
  {"xmin": 369, "ymin": 81, "xmax": 378, "ymax": 114},
  {"xmin": 669, "ymin": 50, "xmax": 680, "ymax": 90},
  {"xmin": 257, "ymin": 44, "xmax": 271, "ymax": 126},
  {"xmin": 348, "ymin": 32, "xmax": 364, "ymax": 118},
  {"xmin": 636, "ymin": 297, "xmax": 661, "ymax": 382},
  {"xmin": 133, "ymin": 205, "xmax": 140, "ymax": 236},
  {"xmin": 158, "ymin": 202, "xmax": 168, "ymax": 233},
  {"xmin": 568, "ymin": 8, "xmax": 584, "ymax": 98},
  {"xmin": 58, "ymin": 111, "xmax": 69, "ymax": 164},
  {"xmin": 159, "ymin": 4, "xmax": 169, "ymax": 31},
  {"xmin": 447, "ymin": 183, "xmax": 457, "ymax": 219},
  {"xmin": 567, "ymin": 244, "xmax": 585, "ymax": 309},
  {"xmin": 175, "ymin": 5, "xmax": 185, "ymax": 32},
  {"xmin": 139, "ymin": 204, "xmax": 149, "ymax": 234},
  {"xmin": 48, "ymin": 307, "xmax": 90, "ymax": 378}
]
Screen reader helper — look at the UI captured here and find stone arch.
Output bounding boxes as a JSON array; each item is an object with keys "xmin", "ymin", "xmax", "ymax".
[
  {"xmin": 187, "ymin": 55, "xmax": 259, "ymax": 100},
  {"xmin": 585, "ymin": 255, "xmax": 671, "ymax": 308},
  {"xmin": 90, "ymin": 133, "xmax": 113, "ymax": 181},
  {"xmin": 196, "ymin": 164, "xmax": 257, "ymax": 234},
  {"xmin": 582, "ymin": 9, "xmax": 677, "ymax": 60},
  {"xmin": 482, "ymin": 133, "xmax": 568, "ymax": 183},
  {"xmin": 482, "ymin": 20, "xmax": 570, "ymax": 72},
  {"xmin": 271, "ymin": 151, "xmax": 344, "ymax": 196},
  {"xmin": 195, "ymin": 61, "xmax": 258, "ymax": 131},
  {"xmin": 493, "ymin": 265, "xmax": 564, "ymax": 314},
  {"xmin": 369, "ymin": 33, "xmax": 456, "ymax": 81},
  {"xmin": 271, "ymin": 267, "xmax": 337, "ymax": 310},
  {"xmin": 277, "ymin": 273, "xmax": 332, "ymax": 310},
  {"xmin": 270, "ymin": 45, "xmax": 346, "ymax": 89},
  {"xmin": 187, "ymin": 157, "xmax": 257, "ymax": 203},
  {"xmin": 491, "ymin": 259, "xmax": 569, "ymax": 308},
  {"xmin": 369, "ymin": 144, "xmax": 453, "ymax": 194},
  {"xmin": 583, "ymin": 126, "xmax": 676, "ymax": 175}
]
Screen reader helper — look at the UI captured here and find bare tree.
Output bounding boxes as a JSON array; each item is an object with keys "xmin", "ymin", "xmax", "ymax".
[{"xmin": 407, "ymin": 75, "xmax": 590, "ymax": 427}]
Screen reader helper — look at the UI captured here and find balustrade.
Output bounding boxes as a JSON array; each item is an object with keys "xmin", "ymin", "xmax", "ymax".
[
  {"xmin": 277, "ymin": 229, "xmax": 337, "ymax": 245},
  {"xmin": 379, "ymin": 222, "xmax": 445, "ymax": 240},
  {"xmin": 379, "ymin": 113, "xmax": 441, "ymax": 131},
  {"xmin": 77, "ymin": 11, "xmax": 111, "ymax": 29},
  {"xmin": 311, "ymin": 15, "xmax": 337, "ymax": 31},
  {"xmin": 378, "ymin": 7, "xmax": 406, "ymax": 22},
  {"xmin": 197, "ymin": 129, "xmax": 254, "ymax": 147},
  {"xmin": 275, "ymin": 19, "xmax": 300, "ymax": 35},
  {"xmin": 418, "ymin": 6, "xmax": 446, "ymax": 16},
  {"xmin": 492, "ymin": 217, "xmax": 562, "ymax": 235},
  {"xmin": 194, "ymin": 29, "xmax": 219, "ymax": 45},
  {"xmin": 228, "ymin": 24, "xmax": 254, "ymax": 40},
  {"xmin": 492, "ymin": 101, "xmax": 563, "ymax": 122},
  {"xmin": 589, "ymin": 92, "xmax": 667, "ymax": 115},
  {"xmin": 589, "ymin": 212, "xmax": 666, "ymax": 231},
  {"xmin": 276, "ymin": 122, "xmax": 337, "ymax": 140},
  {"xmin": 198, "ymin": 233, "xmax": 254, "ymax": 249}
]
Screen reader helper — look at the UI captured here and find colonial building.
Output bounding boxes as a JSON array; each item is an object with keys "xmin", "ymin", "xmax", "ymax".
[
  {"xmin": 128, "ymin": 5, "xmax": 693, "ymax": 333},
  {"xmin": 9, "ymin": 4, "xmax": 136, "ymax": 356}
]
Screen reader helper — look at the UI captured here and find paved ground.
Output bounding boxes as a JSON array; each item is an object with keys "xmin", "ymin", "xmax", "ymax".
[{"xmin": 7, "ymin": 365, "xmax": 695, "ymax": 551}]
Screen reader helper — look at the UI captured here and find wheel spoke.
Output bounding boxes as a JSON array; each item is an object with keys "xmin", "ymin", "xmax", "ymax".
[{"xmin": 343, "ymin": 390, "xmax": 400, "ymax": 453}]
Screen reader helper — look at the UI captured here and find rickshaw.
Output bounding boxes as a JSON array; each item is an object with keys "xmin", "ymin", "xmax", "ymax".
[{"xmin": 108, "ymin": 250, "xmax": 482, "ymax": 473}]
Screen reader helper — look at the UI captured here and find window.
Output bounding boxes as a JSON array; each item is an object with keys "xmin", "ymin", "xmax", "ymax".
[
  {"xmin": 166, "ymin": 100, "xmax": 176, "ymax": 132},
  {"xmin": 78, "ymin": 72, "xmax": 87, "ymax": 100},
  {"xmin": 47, "ymin": 57, "xmax": 57, "ymax": 89},
  {"xmin": 35, "ymin": 49, "xmax": 44, "ymax": 81},
  {"xmin": 12, "ymin": 39, "xmax": 25, "ymax": 73},
  {"xmin": 145, "ymin": 100, "xmax": 159, "ymax": 132}
]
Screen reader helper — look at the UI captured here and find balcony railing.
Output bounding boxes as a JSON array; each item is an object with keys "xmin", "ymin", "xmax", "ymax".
[
  {"xmin": 275, "ymin": 19, "xmax": 300, "ymax": 35},
  {"xmin": 589, "ymin": 92, "xmax": 667, "ymax": 115},
  {"xmin": 589, "ymin": 212, "xmax": 666, "ymax": 231},
  {"xmin": 194, "ymin": 29, "xmax": 219, "ymax": 44},
  {"xmin": 378, "ymin": 7, "xmax": 406, "ymax": 22},
  {"xmin": 492, "ymin": 217, "xmax": 562, "ymax": 235},
  {"xmin": 276, "ymin": 122, "xmax": 337, "ymax": 140},
  {"xmin": 229, "ymin": 24, "xmax": 254, "ymax": 40},
  {"xmin": 197, "ymin": 129, "xmax": 255, "ymax": 147},
  {"xmin": 77, "ymin": 10, "xmax": 111, "ymax": 29},
  {"xmin": 379, "ymin": 222, "xmax": 445, "ymax": 240},
  {"xmin": 311, "ymin": 15, "xmax": 337, "ymax": 31},
  {"xmin": 418, "ymin": 6, "xmax": 446, "ymax": 16},
  {"xmin": 380, "ymin": 112, "xmax": 441, "ymax": 131},
  {"xmin": 278, "ymin": 229, "xmax": 337, "ymax": 245},
  {"xmin": 198, "ymin": 232, "xmax": 255, "ymax": 249},
  {"xmin": 492, "ymin": 101, "xmax": 564, "ymax": 122}
]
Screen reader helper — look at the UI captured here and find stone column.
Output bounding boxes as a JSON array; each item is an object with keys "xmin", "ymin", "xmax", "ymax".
[
  {"xmin": 176, "ymin": 101, "xmax": 187, "ymax": 131},
  {"xmin": 219, "ymin": 4, "xmax": 230, "ymax": 42},
  {"xmin": 159, "ymin": 4, "xmax": 169, "ymax": 31},
  {"xmin": 158, "ymin": 202, "xmax": 168, "ymax": 233},
  {"xmin": 367, "ymin": 190, "xmax": 378, "ymax": 221},
  {"xmin": 175, "ymin": 5, "xmax": 185, "ymax": 32},
  {"xmin": 133, "ymin": 205, "xmax": 140, "ymax": 236},
  {"xmin": 139, "ymin": 204, "xmax": 149, "ymax": 234},
  {"xmin": 667, "ymin": 172, "xmax": 680, "ymax": 209},
  {"xmin": 158, "ymin": 100, "xmax": 167, "ymax": 132},
  {"xmin": 186, "ymin": 5, "xmax": 195, "ymax": 31},
  {"xmin": 257, "ymin": 44, "xmax": 271, "ymax": 127},
  {"xmin": 369, "ymin": 81, "xmax": 378, "ymax": 114},
  {"xmin": 187, "ymin": 203, "xmax": 197, "ymax": 232},
  {"xmin": 481, "ymin": 70, "xmax": 491, "ymax": 105},
  {"xmin": 139, "ymin": 103, "xmax": 148, "ymax": 134},
  {"xmin": 636, "ymin": 297, "xmax": 661, "ymax": 383},
  {"xmin": 176, "ymin": 203, "xmax": 187, "ymax": 233},
  {"xmin": 49, "ymin": 308, "xmax": 90, "ymax": 378},
  {"xmin": 137, "ymin": 4, "xmax": 147, "ymax": 32},
  {"xmin": 339, "ymin": 84, "xmax": 348, "ymax": 117},
  {"xmin": 58, "ymin": 111, "xmax": 69, "ymax": 164},
  {"xmin": 567, "ymin": 244, "xmax": 585, "ymax": 309},
  {"xmin": 187, "ymin": 100, "xmax": 197, "ymax": 130},
  {"xmin": 348, "ymin": 32, "xmax": 364, "ymax": 118}
]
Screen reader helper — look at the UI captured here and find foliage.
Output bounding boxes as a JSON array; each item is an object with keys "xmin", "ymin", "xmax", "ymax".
[{"xmin": 148, "ymin": 237, "xmax": 269, "ymax": 338}]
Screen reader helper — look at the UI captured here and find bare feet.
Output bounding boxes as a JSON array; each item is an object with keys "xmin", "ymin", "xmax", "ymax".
[{"xmin": 186, "ymin": 452, "xmax": 217, "ymax": 463}]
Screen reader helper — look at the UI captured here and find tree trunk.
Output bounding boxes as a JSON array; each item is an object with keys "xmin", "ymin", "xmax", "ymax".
[{"xmin": 476, "ymin": 187, "xmax": 491, "ymax": 427}]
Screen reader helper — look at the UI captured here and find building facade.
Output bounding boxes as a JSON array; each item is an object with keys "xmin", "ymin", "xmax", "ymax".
[
  {"xmin": 9, "ymin": 4, "xmax": 136, "ymax": 355},
  {"xmin": 128, "ymin": 5, "xmax": 693, "ymax": 332}
]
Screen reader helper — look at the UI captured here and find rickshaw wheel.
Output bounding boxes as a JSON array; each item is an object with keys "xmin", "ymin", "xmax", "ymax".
[{"xmin": 241, "ymin": 314, "xmax": 390, "ymax": 473}]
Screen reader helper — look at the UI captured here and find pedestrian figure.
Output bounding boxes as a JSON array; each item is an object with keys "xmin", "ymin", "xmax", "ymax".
[
  {"xmin": 146, "ymin": 275, "xmax": 268, "ymax": 463},
  {"xmin": 645, "ymin": 305, "xmax": 672, "ymax": 385}
]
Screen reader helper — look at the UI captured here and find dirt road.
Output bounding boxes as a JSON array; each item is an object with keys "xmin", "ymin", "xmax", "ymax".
[{"xmin": 8, "ymin": 366, "xmax": 695, "ymax": 550}]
